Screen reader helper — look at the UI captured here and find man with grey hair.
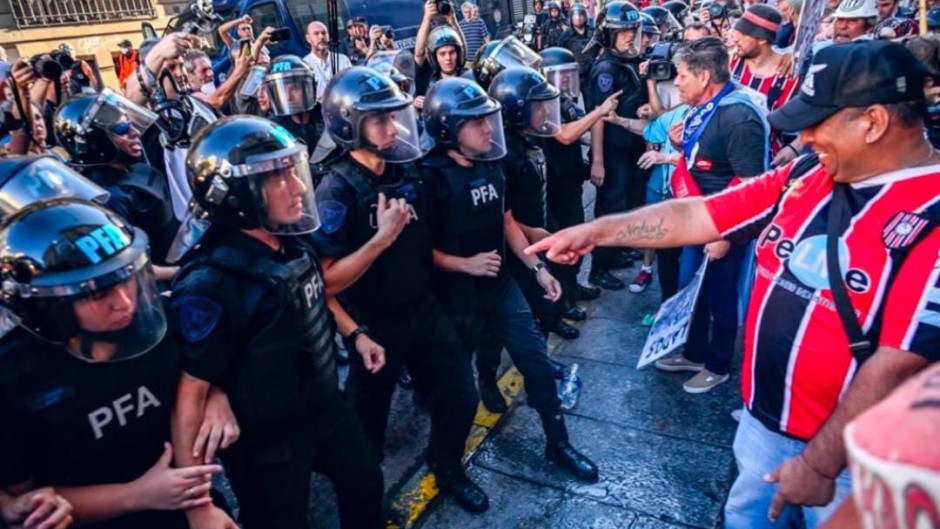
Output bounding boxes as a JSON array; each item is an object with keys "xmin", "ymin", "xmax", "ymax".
[
  {"xmin": 304, "ymin": 20, "xmax": 352, "ymax": 101},
  {"xmin": 458, "ymin": 1, "xmax": 489, "ymax": 63},
  {"xmin": 653, "ymin": 37, "xmax": 769, "ymax": 394}
]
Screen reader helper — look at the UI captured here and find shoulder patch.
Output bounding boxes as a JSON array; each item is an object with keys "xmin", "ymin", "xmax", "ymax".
[
  {"xmin": 596, "ymin": 73, "xmax": 614, "ymax": 94},
  {"xmin": 318, "ymin": 199, "xmax": 348, "ymax": 235},
  {"xmin": 175, "ymin": 296, "xmax": 222, "ymax": 344}
]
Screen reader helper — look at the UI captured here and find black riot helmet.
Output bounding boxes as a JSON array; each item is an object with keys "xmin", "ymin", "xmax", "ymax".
[
  {"xmin": 643, "ymin": 5, "xmax": 682, "ymax": 34},
  {"xmin": 548, "ymin": 0, "xmax": 562, "ymax": 17},
  {"xmin": 539, "ymin": 47, "xmax": 581, "ymax": 98},
  {"xmin": 488, "ymin": 67, "xmax": 561, "ymax": 137},
  {"xmin": 322, "ymin": 66, "xmax": 424, "ymax": 162},
  {"xmin": 186, "ymin": 115, "xmax": 321, "ymax": 234},
  {"xmin": 423, "ymin": 77, "xmax": 507, "ymax": 161},
  {"xmin": 473, "ymin": 35, "xmax": 542, "ymax": 89},
  {"xmin": 598, "ymin": 1, "xmax": 644, "ymax": 55},
  {"xmin": 0, "ymin": 155, "xmax": 109, "ymax": 216},
  {"xmin": 54, "ymin": 88, "xmax": 158, "ymax": 167},
  {"xmin": 366, "ymin": 50, "xmax": 417, "ymax": 96},
  {"xmin": 426, "ymin": 25, "xmax": 465, "ymax": 75},
  {"xmin": 0, "ymin": 199, "xmax": 166, "ymax": 360},
  {"xmin": 639, "ymin": 12, "xmax": 662, "ymax": 48},
  {"xmin": 570, "ymin": 2, "xmax": 588, "ymax": 24},
  {"xmin": 264, "ymin": 55, "xmax": 317, "ymax": 116},
  {"xmin": 663, "ymin": 0, "xmax": 691, "ymax": 25}
]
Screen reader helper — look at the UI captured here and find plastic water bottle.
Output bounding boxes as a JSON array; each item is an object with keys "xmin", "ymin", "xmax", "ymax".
[{"xmin": 558, "ymin": 363, "xmax": 582, "ymax": 411}]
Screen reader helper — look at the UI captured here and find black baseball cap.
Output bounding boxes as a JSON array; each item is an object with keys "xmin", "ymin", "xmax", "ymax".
[{"xmin": 769, "ymin": 40, "xmax": 927, "ymax": 132}]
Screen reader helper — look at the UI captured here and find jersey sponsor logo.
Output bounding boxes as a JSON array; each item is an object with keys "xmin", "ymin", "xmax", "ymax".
[
  {"xmin": 318, "ymin": 199, "xmax": 348, "ymax": 234},
  {"xmin": 597, "ymin": 73, "xmax": 614, "ymax": 93},
  {"xmin": 694, "ymin": 158, "xmax": 713, "ymax": 171},
  {"xmin": 176, "ymin": 295, "xmax": 222, "ymax": 344},
  {"xmin": 470, "ymin": 181, "xmax": 500, "ymax": 208},
  {"xmin": 759, "ymin": 229, "xmax": 871, "ymax": 294},
  {"xmin": 882, "ymin": 211, "xmax": 930, "ymax": 250},
  {"xmin": 300, "ymin": 270, "xmax": 324, "ymax": 310},
  {"xmin": 74, "ymin": 225, "xmax": 131, "ymax": 264},
  {"xmin": 87, "ymin": 385, "xmax": 162, "ymax": 440}
]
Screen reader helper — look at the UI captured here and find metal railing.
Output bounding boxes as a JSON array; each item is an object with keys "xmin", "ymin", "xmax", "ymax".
[{"xmin": 10, "ymin": 0, "xmax": 156, "ymax": 28}]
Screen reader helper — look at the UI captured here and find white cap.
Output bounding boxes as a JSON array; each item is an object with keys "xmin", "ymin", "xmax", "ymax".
[{"xmin": 832, "ymin": 0, "xmax": 878, "ymax": 19}]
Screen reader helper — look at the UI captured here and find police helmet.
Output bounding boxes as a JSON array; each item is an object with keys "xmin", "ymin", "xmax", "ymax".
[
  {"xmin": 54, "ymin": 89, "xmax": 158, "ymax": 167},
  {"xmin": 874, "ymin": 16, "xmax": 918, "ymax": 39},
  {"xmin": 366, "ymin": 50, "xmax": 417, "ymax": 96},
  {"xmin": 322, "ymin": 66, "xmax": 423, "ymax": 162},
  {"xmin": 473, "ymin": 36, "xmax": 542, "ymax": 89},
  {"xmin": 599, "ymin": 1, "xmax": 644, "ymax": 55},
  {"xmin": 264, "ymin": 55, "xmax": 317, "ymax": 116},
  {"xmin": 929, "ymin": 7, "xmax": 940, "ymax": 29},
  {"xmin": 187, "ymin": 115, "xmax": 321, "ymax": 234},
  {"xmin": 570, "ymin": 2, "xmax": 588, "ymax": 21},
  {"xmin": 640, "ymin": 13, "xmax": 662, "ymax": 35},
  {"xmin": 427, "ymin": 26, "xmax": 466, "ymax": 75},
  {"xmin": 663, "ymin": 0, "xmax": 692, "ymax": 26},
  {"xmin": 488, "ymin": 67, "xmax": 561, "ymax": 137},
  {"xmin": 0, "ymin": 155, "xmax": 109, "ymax": 216},
  {"xmin": 547, "ymin": 0, "xmax": 562, "ymax": 14},
  {"xmin": 0, "ymin": 199, "xmax": 166, "ymax": 360},
  {"xmin": 539, "ymin": 47, "xmax": 581, "ymax": 98},
  {"xmin": 423, "ymin": 77, "xmax": 507, "ymax": 161},
  {"xmin": 643, "ymin": 5, "xmax": 683, "ymax": 33}
]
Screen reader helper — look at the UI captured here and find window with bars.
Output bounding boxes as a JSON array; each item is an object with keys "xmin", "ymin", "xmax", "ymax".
[{"xmin": 10, "ymin": 0, "xmax": 157, "ymax": 28}]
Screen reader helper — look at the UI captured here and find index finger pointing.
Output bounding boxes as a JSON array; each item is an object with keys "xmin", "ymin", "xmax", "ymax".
[{"xmin": 767, "ymin": 491, "xmax": 787, "ymax": 522}]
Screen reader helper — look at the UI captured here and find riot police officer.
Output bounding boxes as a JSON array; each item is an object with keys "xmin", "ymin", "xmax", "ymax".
[
  {"xmin": 472, "ymin": 35, "xmax": 543, "ymax": 91},
  {"xmin": 0, "ymin": 199, "xmax": 232, "ymax": 529},
  {"xmin": 558, "ymin": 3, "xmax": 597, "ymax": 82},
  {"xmin": 53, "ymin": 89, "xmax": 180, "ymax": 275},
  {"xmin": 170, "ymin": 116, "xmax": 385, "ymax": 529},
  {"xmin": 539, "ymin": 1, "xmax": 569, "ymax": 50},
  {"xmin": 313, "ymin": 66, "xmax": 487, "ymax": 513},
  {"xmin": 422, "ymin": 77, "xmax": 599, "ymax": 482},
  {"xmin": 264, "ymin": 55, "xmax": 323, "ymax": 156},
  {"xmin": 643, "ymin": 5, "xmax": 683, "ymax": 39},
  {"xmin": 586, "ymin": 0, "xmax": 649, "ymax": 290}
]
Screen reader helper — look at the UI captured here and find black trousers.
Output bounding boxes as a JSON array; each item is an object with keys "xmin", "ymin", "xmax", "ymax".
[
  {"xmin": 446, "ymin": 278, "xmax": 561, "ymax": 415},
  {"xmin": 344, "ymin": 295, "xmax": 479, "ymax": 471},
  {"xmin": 547, "ymin": 174, "xmax": 587, "ymax": 297},
  {"xmin": 656, "ymin": 247, "xmax": 682, "ymax": 302},
  {"xmin": 592, "ymin": 146, "xmax": 643, "ymax": 272},
  {"xmin": 224, "ymin": 392, "xmax": 385, "ymax": 529}
]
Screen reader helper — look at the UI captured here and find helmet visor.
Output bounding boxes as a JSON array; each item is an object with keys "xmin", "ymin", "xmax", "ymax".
[
  {"xmin": 360, "ymin": 105, "xmax": 426, "ymax": 163},
  {"xmin": 242, "ymin": 145, "xmax": 321, "ymax": 234},
  {"xmin": 0, "ymin": 157, "xmax": 109, "ymax": 216},
  {"xmin": 611, "ymin": 28, "xmax": 644, "ymax": 58},
  {"xmin": 492, "ymin": 36, "xmax": 543, "ymax": 70},
  {"xmin": 265, "ymin": 72, "xmax": 317, "ymax": 116},
  {"xmin": 525, "ymin": 96, "xmax": 562, "ymax": 137},
  {"xmin": 68, "ymin": 261, "xmax": 167, "ymax": 363},
  {"xmin": 186, "ymin": 96, "xmax": 218, "ymax": 139},
  {"xmin": 84, "ymin": 88, "xmax": 158, "ymax": 133},
  {"xmin": 543, "ymin": 64, "xmax": 581, "ymax": 99},
  {"xmin": 456, "ymin": 111, "xmax": 507, "ymax": 161}
]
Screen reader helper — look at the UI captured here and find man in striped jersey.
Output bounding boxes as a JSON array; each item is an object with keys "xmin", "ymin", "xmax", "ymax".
[
  {"xmin": 528, "ymin": 40, "xmax": 939, "ymax": 529},
  {"xmin": 729, "ymin": 4, "xmax": 803, "ymax": 166}
]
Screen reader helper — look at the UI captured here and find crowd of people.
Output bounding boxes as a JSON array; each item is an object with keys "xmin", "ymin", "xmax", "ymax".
[{"xmin": 0, "ymin": 0, "xmax": 936, "ymax": 527}]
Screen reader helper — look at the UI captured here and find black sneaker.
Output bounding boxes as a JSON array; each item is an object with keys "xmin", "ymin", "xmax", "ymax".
[{"xmin": 436, "ymin": 468, "xmax": 489, "ymax": 513}]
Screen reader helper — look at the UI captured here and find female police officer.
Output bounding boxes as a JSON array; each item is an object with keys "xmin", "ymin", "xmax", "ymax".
[
  {"xmin": 0, "ymin": 198, "xmax": 231, "ymax": 529},
  {"xmin": 421, "ymin": 77, "xmax": 599, "ymax": 482},
  {"xmin": 314, "ymin": 66, "xmax": 487, "ymax": 513},
  {"xmin": 170, "ymin": 115, "xmax": 384, "ymax": 529}
]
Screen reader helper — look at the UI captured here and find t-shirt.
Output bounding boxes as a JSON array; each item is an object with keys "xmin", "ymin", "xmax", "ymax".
[
  {"xmin": 729, "ymin": 55, "xmax": 801, "ymax": 155},
  {"xmin": 642, "ymin": 105, "xmax": 688, "ymax": 199},
  {"xmin": 304, "ymin": 52, "xmax": 353, "ymax": 101},
  {"xmin": 459, "ymin": 17, "xmax": 490, "ymax": 62},
  {"xmin": 688, "ymin": 101, "xmax": 768, "ymax": 195},
  {"xmin": 704, "ymin": 156, "xmax": 940, "ymax": 440}
]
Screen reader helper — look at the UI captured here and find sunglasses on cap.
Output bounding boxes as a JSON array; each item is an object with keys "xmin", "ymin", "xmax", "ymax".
[{"xmin": 107, "ymin": 121, "xmax": 133, "ymax": 136}]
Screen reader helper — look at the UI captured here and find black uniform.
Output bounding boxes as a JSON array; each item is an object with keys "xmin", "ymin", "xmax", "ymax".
[
  {"xmin": 272, "ymin": 111, "xmax": 325, "ymax": 156},
  {"xmin": 421, "ymin": 151, "xmax": 561, "ymax": 415},
  {"xmin": 311, "ymin": 155, "xmax": 478, "ymax": 473},
  {"xmin": 170, "ymin": 230, "xmax": 383, "ymax": 529},
  {"xmin": 539, "ymin": 17, "xmax": 569, "ymax": 49},
  {"xmin": 558, "ymin": 26, "xmax": 597, "ymax": 80},
  {"xmin": 84, "ymin": 163, "xmax": 179, "ymax": 265},
  {"xmin": 0, "ymin": 327, "xmax": 187, "ymax": 529},
  {"xmin": 586, "ymin": 49, "xmax": 649, "ymax": 272}
]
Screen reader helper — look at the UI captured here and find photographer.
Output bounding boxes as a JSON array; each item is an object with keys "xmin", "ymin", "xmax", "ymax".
[
  {"xmin": 5, "ymin": 60, "xmax": 52, "ymax": 156},
  {"xmin": 366, "ymin": 25, "xmax": 398, "ymax": 60},
  {"xmin": 414, "ymin": 0, "xmax": 471, "ymax": 100},
  {"xmin": 343, "ymin": 18, "xmax": 370, "ymax": 65},
  {"xmin": 218, "ymin": 14, "xmax": 271, "ymax": 64},
  {"xmin": 184, "ymin": 28, "xmax": 267, "ymax": 112}
]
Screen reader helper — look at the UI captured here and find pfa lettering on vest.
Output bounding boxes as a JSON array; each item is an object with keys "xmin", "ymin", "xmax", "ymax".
[
  {"xmin": 87, "ymin": 385, "xmax": 162, "ymax": 440},
  {"xmin": 470, "ymin": 183, "xmax": 500, "ymax": 208},
  {"xmin": 301, "ymin": 270, "xmax": 325, "ymax": 310}
]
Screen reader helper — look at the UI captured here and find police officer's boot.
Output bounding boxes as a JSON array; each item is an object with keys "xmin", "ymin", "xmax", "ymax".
[
  {"xmin": 477, "ymin": 367, "xmax": 508, "ymax": 414},
  {"xmin": 435, "ymin": 464, "xmax": 490, "ymax": 513},
  {"xmin": 542, "ymin": 317, "xmax": 580, "ymax": 340},
  {"xmin": 540, "ymin": 411, "xmax": 599, "ymax": 482},
  {"xmin": 561, "ymin": 300, "xmax": 587, "ymax": 322},
  {"xmin": 573, "ymin": 282, "xmax": 602, "ymax": 301},
  {"xmin": 589, "ymin": 269, "xmax": 625, "ymax": 290},
  {"xmin": 548, "ymin": 358, "xmax": 568, "ymax": 380}
]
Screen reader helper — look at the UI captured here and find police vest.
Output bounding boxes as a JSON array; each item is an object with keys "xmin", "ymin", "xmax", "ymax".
[
  {"xmin": 177, "ymin": 237, "xmax": 337, "ymax": 438},
  {"xmin": 422, "ymin": 153, "xmax": 507, "ymax": 295},
  {"xmin": 543, "ymin": 94, "xmax": 588, "ymax": 183},
  {"xmin": 329, "ymin": 158, "xmax": 434, "ymax": 313},
  {"xmin": 0, "ymin": 328, "xmax": 189, "ymax": 529},
  {"xmin": 503, "ymin": 134, "xmax": 548, "ymax": 229},
  {"xmin": 564, "ymin": 28, "xmax": 595, "ymax": 77},
  {"xmin": 591, "ymin": 52, "xmax": 648, "ymax": 149},
  {"xmin": 542, "ymin": 20, "xmax": 567, "ymax": 48}
]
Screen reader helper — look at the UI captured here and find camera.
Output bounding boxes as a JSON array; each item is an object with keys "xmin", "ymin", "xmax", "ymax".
[
  {"xmin": 382, "ymin": 26, "xmax": 395, "ymax": 40},
  {"xmin": 436, "ymin": 0, "xmax": 453, "ymax": 16},
  {"xmin": 647, "ymin": 41, "xmax": 678, "ymax": 82},
  {"xmin": 30, "ymin": 50, "xmax": 75, "ymax": 81}
]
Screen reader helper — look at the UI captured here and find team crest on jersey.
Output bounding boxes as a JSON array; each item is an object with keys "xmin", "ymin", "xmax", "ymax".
[
  {"xmin": 882, "ymin": 211, "xmax": 930, "ymax": 250},
  {"xmin": 597, "ymin": 73, "xmax": 614, "ymax": 94}
]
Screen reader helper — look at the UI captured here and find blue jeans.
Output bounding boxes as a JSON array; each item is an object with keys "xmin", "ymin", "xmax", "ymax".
[
  {"xmin": 678, "ymin": 244, "xmax": 745, "ymax": 375},
  {"xmin": 725, "ymin": 408, "xmax": 853, "ymax": 529}
]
